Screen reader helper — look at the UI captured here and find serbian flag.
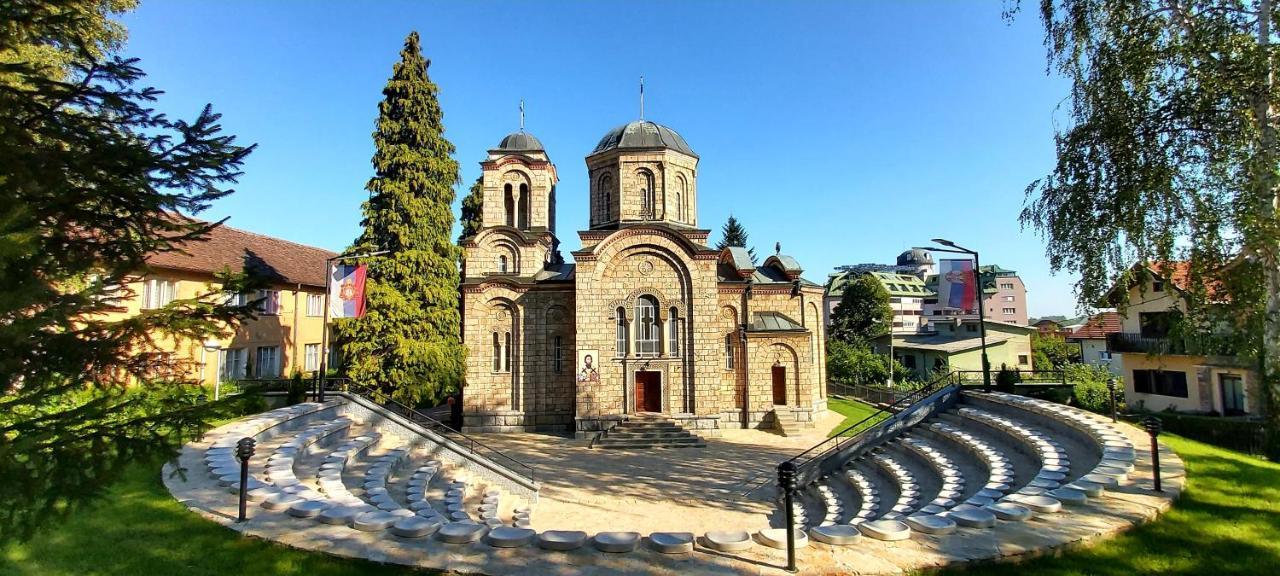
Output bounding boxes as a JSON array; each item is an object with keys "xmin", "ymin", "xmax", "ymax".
[
  {"xmin": 939, "ymin": 259, "xmax": 977, "ymax": 310},
  {"xmin": 330, "ymin": 264, "xmax": 367, "ymax": 319}
]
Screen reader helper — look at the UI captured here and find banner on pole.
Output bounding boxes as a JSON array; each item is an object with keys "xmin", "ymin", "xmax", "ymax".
[
  {"xmin": 329, "ymin": 264, "xmax": 367, "ymax": 319},
  {"xmin": 938, "ymin": 259, "xmax": 977, "ymax": 310}
]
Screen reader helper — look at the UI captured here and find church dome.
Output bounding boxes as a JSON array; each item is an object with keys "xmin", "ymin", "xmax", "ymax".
[
  {"xmin": 591, "ymin": 120, "xmax": 696, "ymax": 157},
  {"xmin": 495, "ymin": 131, "xmax": 544, "ymax": 152}
]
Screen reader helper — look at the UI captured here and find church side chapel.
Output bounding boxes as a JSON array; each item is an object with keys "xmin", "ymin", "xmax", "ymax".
[{"xmin": 459, "ymin": 118, "xmax": 827, "ymax": 437}]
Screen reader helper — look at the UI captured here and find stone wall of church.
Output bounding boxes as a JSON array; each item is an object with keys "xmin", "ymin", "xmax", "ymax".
[
  {"xmin": 461, "ymin": 283, "xmax": 575, "ymax": 432},
  {"xmin": 572, "ymin": 227, "xmax": 721, "ymax": 435},
  {"xmin": 463, "ymin": 228, "xmax": 553, "ymax": 278},
  {"xmin": 585, "ymin": 150, "xmax": 698, "ymax": 227},
  {"xmin": 481, "ymin": 158, "xmax": 556, "ymax": 232}
]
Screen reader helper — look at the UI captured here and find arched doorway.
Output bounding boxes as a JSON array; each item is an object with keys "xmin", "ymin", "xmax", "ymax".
[{"xmin": 771, "ymin": 362, "xmax": 787, "ymax": 406}]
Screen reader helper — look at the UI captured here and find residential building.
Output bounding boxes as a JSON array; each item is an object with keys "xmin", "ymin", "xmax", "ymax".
[
  {"xmin": 1104, "ymin": 263, "xmax": 1259, "ymax": 416},
  {"xmin": 1066, "ymin": 311, "xmax": 1121, "ymax": 374},
  {"xmin": 873, "ymin": 319, "xmax": 1035, "ymax": 379},
  {"xmin": 923, "ymin": 264, "xmax": 1028, "ymax": 326},
  {"xmin": 459, "ymin": 121, "xmax": 826, "ymax": 435},
  {"xmin": 1031, "ymin": 316, "xmax": 1067, "ymax": 335},
  {"xmin": 823, "ymin": 268, "xmax": 933, "ymax": 334},
  {"xmin": 108, "ymin": 221, "xmax": 335, "ymax": 386}
]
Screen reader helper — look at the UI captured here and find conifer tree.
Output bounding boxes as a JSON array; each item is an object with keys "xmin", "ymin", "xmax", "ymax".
[
  {"xmin": 335, "ymin": 32, "xmax": 465, "ymax": 406},
  {"xmin": 715, "ymin": 215, "xmax": 758, "ymax": 263},
  {"xmin": 458, "ymin": 176, "xmax": 484, "ymax": 243}
]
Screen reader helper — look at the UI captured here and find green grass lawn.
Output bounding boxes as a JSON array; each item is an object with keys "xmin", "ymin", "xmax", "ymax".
[
  {"xmin": 2, "ymin": 426, "xmax": 1276, "ymax": 575},
  {"xmin": 827, "ymin": 395, "xmax": 888, "ymax": 437},
  {"xmin": 938, "ymin": 434, "xmax": 1280, "ymax": 576}
]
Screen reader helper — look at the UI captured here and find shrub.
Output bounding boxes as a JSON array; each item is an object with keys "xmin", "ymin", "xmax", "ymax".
[
  {"xmin": 1065, "ymin": 363, "xmax": 1120, "ymax": 414},
  {"xmin": 995, "ymin": 365, "xmax": 1021, "ymax": 393},
  {"xmin": 286, "ymin": 372, "xmax": 308, "ymax": 405}
]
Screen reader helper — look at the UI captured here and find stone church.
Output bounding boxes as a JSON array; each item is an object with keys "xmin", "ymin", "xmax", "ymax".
[{"xmin": 459, "ymin": 120, "xmax": 827, "ymax": 437}]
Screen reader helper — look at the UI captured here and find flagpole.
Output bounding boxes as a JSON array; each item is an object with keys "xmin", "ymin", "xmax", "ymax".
[{"xmin": 317, "ymin": 250, "xmax": 390, "ymax": 402}]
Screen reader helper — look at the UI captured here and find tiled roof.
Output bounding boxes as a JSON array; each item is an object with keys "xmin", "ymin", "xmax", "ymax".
[
  {"xmin": 145, "ymin": 217, "xmax": 337, "ymax": 288},
  {"xmin": 1069, "ymin": 312, "xmax": 1122, "ymax": 339}
]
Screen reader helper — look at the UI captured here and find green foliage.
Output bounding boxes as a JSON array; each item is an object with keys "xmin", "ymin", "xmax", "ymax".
[
  {"xmin": 1126, "ymin": 412, "xmax": 1266, "ymax": 456},
  {"xmin": 826, "ymin": 338, "xmax": 906, "ymax": 386},
  {"xmin": 995, "ymin": 365, "xmax": 1022, "ymax": 393},
  {"xmin": 334, "ymin": 32, "xmax": 465, "ymax": 407},
  {"xmin": 1066, "ymin": 363, "xmax": 1119, "ymax": 414},
  {"xmin": 1031, "ymin": 333, "xmax": 1080, "ymax": 370},
  {"xmin": 457, "ymin": 176, "xmax": 483, "ymax": 244},
  {"xmin": 0, "ymin": 0, "xmax": 257, "ymax": 542},
  {"xmin": 714, "ymin": 215, "xmax": 757, "ymax": 263},
  {"xmin": 1018, "ymin": 1, "xmax": 1280, "ymax": 458},
  {"xmin": 286, "ymin": 372, "xmax": 307, "ymax": 405},
  {"xmin": 828, "ymin": 274, "xmax": 893, "ymax": 346}
]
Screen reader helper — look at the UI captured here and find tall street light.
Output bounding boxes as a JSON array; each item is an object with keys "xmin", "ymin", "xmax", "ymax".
[{"xmin": 917, "ymin": 239, "xmax": 990, "ymax": 392}]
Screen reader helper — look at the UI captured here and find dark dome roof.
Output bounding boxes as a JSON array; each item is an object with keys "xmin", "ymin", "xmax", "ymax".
[
  {"xmin": 495, "ymin": 131, "xmax": 544, "ymax": 152},
  {"xmin": 591, "ymin": 120, "xmax": 696, "ymax": 157},
  {"xmin": 897, "ymin": 248, "xmax": 935, "ymax": 266}
]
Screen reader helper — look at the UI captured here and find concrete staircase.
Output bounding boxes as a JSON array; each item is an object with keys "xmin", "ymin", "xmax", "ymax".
[
  {"xmin": 772, "ymin": 409, "xmax": 804, "ymax": 437},
  {"xmin": 593, "ymin": 415, "xmax": 706, "ymax": 449}
]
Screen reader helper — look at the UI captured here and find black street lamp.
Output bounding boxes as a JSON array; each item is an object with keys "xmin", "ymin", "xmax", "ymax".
[
  {"xmin": 235, "ymin": 437, "xmax": 256, "ymax": 522},
  {"xmin": 1107, "ymin": 377, "xmax": 1118, "ymax": 423},
  {"xmin": 1142, "ymin": 416, "xmax": 1163, "ymax": 492},
  {"xmin": 918, "ymin": 239, "xmax": 990, "ymax": 392},
  {"xmin": 777, "ymin": 460, "xmax": 798, "ymax": 573}
]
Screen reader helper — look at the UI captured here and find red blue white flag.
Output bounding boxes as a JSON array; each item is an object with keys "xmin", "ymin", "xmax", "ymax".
[
  {"xmin": 329, "ymin": 264, "xmax": 367, "ymax": 319},
  {"xmin": 939, "ymin": 259, "xmax": 977, "ymax": 310}
]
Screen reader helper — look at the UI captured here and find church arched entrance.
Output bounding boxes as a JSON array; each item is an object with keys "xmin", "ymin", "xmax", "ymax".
[
  {"xmin": 771, "ymin": 363, "xmax": 787, "ymax": 406},
  {"xmin": 635, "ymin": 370, "xmax": 662, "ymax": 413}
]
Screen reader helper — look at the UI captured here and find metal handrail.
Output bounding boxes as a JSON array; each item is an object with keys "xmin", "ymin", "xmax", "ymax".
[
  {"xmin": 782, "ymin": 370, "xmax": 960, "ymax": 477},
  {"xmin": 322, "ymin": 379, "xmax": 537, "ymax": 484},
  {"xmin": 953, "ymin": 369, "xmax": 1067, "ymax": 386}
]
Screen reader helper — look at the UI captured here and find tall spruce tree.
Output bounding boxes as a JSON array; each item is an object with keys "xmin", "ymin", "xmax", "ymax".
[
  {"xmin": 715, "ymin": 214, "xmax": 758, "ymax": 263},
  {"xmin": 0, "ymin": 0, "xmax": 258, "ymax": 540},
  {"xmin": 1015, "ymin": 0, "xmax": 1280, "ymax": 457},
  {"xmin": 335, "ymin": 32, "xmax": 465, "ymax": 406},
  {"xmin": 458, "ymin": 176, "xmax": 484, "ymax": 243}
]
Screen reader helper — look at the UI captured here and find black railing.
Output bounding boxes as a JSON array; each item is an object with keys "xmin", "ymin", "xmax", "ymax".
[
  {"xmin": 321, "ymin": 379, "xmax": 536, "ymax": 484},
  {"xmin": 783, "ymin": 370, "xmax": 961, "ymax": 480},
  {"xmin": 829, "ymin": 381, "xmax": 932, "ymax": 407},
  {"xmin": 1108, "ymin": 332, "xmax": 1187, "ymax": 354},
  {"xmin": 954, "ymin": 369, "xmax": 1067, "ymax": 387}
]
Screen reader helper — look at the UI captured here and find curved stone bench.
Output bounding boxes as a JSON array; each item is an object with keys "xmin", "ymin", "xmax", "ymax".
[
  {"xmin": 436, "ymin": 521, "xmax": 486, "ymax": 544},
  {"xmin": 646, "ymin": 532, "xmax": 694, "ymax": 554},
  {"xmin": 856, "ymin": 519, "xmax": 910, "ymax": 541},
  {"xmin": 904, "ymin": 513, "xmax": 957, "ymax": 535},
  {"xmin": 842, "ymin": 468, "xmax": 880, "ymax": 523},
  {"xmin": 537, "ymin": 530, "xmax": 588, "ymax": 551},
  {"xmin": 592, "ymin": 531, "xmax": 641, "ymax": 553},
  {"xmin": 955, "ymin": 406, "xmax": 1067, "ymax": 517},
  {"xmin": 868, "ymin": 452, "xmax": 919, "ymax": 519},
  {"xmin": 897, "ymin": 436, "xmax": 966, "ymax": 513},
  {"xmin": 923, "ymin": 421, "xmax": 1017, "ymax": 506},
  {"xmin": 702, "ymin": 530, "xmax": 753, "ymax": 552},
  {"xmin": 390, "ymin": 515, "xmax": 443, "ymax": 538},
  {"xmin": 485, "ymin": 526, "xmax": 535, "ymax": 548},
  {"xmin": 755, "ymin": 528, "xmax": 808, "ymax": 550},
  {"xmin": 809, "ymin": 524, "xmax": 862, "ymax": 545},
  {"xmin": 360, "ymin": 447, "xmax": 410, "ymax": 513}
]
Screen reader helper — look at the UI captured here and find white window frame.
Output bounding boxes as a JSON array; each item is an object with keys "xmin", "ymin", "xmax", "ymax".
[
  {"xmin": 306, "ymin": 293, "xmax": 324, "ymax": 317},
  {"xmin": 255, "ymin": 346, "xmax": 280, "ymax": 378},
  {"xmin": 635, "ymin": 296, "xmax": 660, "ymax": 357},
  {"xmin": 142, "ymin": 278, "xmax": 177, "ymax": 309},
  {"xmin": 256, "ymin": 289, "xmax": 281, "ymax": 315},
  {"xmin": 219, "ymin": 348, "xmax": 247, "ymax": 382},
  {"xmin": 304, "ymin": 343, "xmax": 321, "ymax": 371}
]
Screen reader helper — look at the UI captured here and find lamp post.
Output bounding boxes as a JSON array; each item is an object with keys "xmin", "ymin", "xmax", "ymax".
[
  {"xmin": 203, "ymin": 339, "xmax": 222, "ymax": 399},
  {"xmin": 1106, "ymin": 377, "xmax": 1118, "ymax": 423},
  {"xmin": 235, "ymin": 437, "xmax": 256, "ymax": 522},
  {"xmin": 317, "ymin": 250, "xmax": 391, "ymax": 401},
  {"xmin": 1142, "ymin": 416, "xmax": 1163, "ymax": 492},
  {"xmin": 777, "ymin": 460, "xmax": 798, "ymax": 573},
  {"xmin": 918, "ymin": 239, "xmax": 989, "ymax": 391}
]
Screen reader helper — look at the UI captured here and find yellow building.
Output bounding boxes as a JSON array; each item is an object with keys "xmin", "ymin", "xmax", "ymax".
[
  {"xmin": 1104, "ymin": 263, "xmax": 1260, "ymax": 416},
  {"xmin": 874, "ymin": 318, "xmax": 1035, "ymax": 379},
  {"xmin": 115, "ymin": 221, "xmax": 335, "ymax": 387}
]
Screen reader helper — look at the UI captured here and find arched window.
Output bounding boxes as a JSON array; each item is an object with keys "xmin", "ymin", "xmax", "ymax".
[
  {"xmin": 636, "ymin": 295, "xmax": 659, "ymax": 356},
  {"xmin": 598, "ymin": 174, "xmax": 613, "ymax": 224},
  {"xmin": 615, "ymin": 307, "xmax": 628, "ymax": 357},
  {"xmin": 492, "ymin": 332, "xmax": 501, "ymax": 372},
  {"xmin": 518, "ymin": 183, "xmax": 530, "ymax": 229},
  {"xmin": 725, "ymin": 333, "xmax": 735, "ymax": 370},
  {"xmin": 667, "ymin": 306, "xmax": 680, "ymax": 355},
  {"xmin": 678, "ymin": 175, "xmax": 689, "ymax": 221},
  {"xmin": 675, "ymin": 192, "xmax": 683, "ymax": 222},
  {"xmin": 553, "ymin": 335, "xmax": 563, "ymax": 374},
  {"xmin": 503, "ymin": 332, "xmax": 512, "ymax": 372},
  {"xmin": 497, "ymin": 255, "xmax": 508, "ymax": 274},
  {"xmin": 504, "ymin": 183, "xmax": 515, "ymax": 227},
  {"xmin": 637, "ymin": 170, "xmax": 655, "ymax": 219}
]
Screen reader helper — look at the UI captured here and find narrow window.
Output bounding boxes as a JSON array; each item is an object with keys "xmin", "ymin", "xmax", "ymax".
[
  {"xmin": 667, "ymin": 307, "xmax": 680, "ymax": 355},
  {"xmin": 143, "ymin": 278, "xmax": 177, "ymax": 309},
  {"xmin": 636, "ymin": 296, "xmax": 659, "ymax": 356},
  {"xmin": 492, "ymin": 332, "xmax": 501, "ymax": 371},
  {"xmin": 553, "ymin": 335, "xmax": 563, "ymax": 374},
  {"xmin": 725, "ymin": 334, "xmax": 735, "ymax": 370},
  {"xmin": 675, "ymin": 192, "xmax": 683, "ymax": 222},
  {"xmin": 503, "ymin": 332, "xmax": 512, "ymax": 372},
  {"xmin": 504, "ymin": 183, "xmax": 515, "ymax": 226},
  {"xmin": 498, "ymin": 255, "xmax": 508, "ymax": 274},
  {"xmin": 615, "ymin": 307, "xmax": 628, "ymax": 357},
  {"xmin": 518, "ymin": 183, "xmax": 530, "ymax": 229}
]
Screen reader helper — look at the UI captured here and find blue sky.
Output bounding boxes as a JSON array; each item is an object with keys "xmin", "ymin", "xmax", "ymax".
[{"xmin": 121, "ymin": 1, "xmax": 1081, "ymax": 317}]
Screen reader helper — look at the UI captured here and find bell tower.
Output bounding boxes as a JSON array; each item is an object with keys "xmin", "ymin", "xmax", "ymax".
[{"xmin": 462, "ymin": 130, "xmax": 559, "ymax": 278}]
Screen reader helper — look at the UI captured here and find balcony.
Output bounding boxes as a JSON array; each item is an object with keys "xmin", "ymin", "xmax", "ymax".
[{"xmin": 1108, "ymin": 332, "xmax": 1235, "ymax": 356}]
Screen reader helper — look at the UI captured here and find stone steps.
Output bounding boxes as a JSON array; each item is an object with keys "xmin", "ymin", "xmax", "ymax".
[{"xmin": 594, "ymin": 417, "xmax": 705, "ymax": 449}]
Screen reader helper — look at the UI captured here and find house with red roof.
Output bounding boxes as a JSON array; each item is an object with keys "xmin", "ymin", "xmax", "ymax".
[{"xmin": 1066, "ymin": 311, "xmax": 1122, "ymax": 374}]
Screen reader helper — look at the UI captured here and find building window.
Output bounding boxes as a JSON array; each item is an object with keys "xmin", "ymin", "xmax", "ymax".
[
  {"xmin": 492, "ymin": 332, "xmax": 501, "ymax": 371},
  {"xmin": 667, "ymin": 307, "xmax": 680, "ymax": 355},
  {"xmin": 615, "ymin": 308, "xmax": 628, "ymax": 357},
  {"xmin": 725, "ymin": 334, "xmax": 735, "ymax": 370},
  {"xmin": 255, "ymin": 289, "xmax": 280, "ymax": 315},
  {"xmin": 1003, "ymin": 295, "xmax": 1015, "ymax": 302},
  {"xmin": 1000, "ymin": 282, "xmax": 1014, "ymax": 290},
  {"xmin": 637, "ymin": 169, "xmax": 656, "ymax": 219},
  {"xmin": 1002, "ymin": 307, "xmax": 1016, "ymax": 314},
  {"xmin": 1152, "ymin": 280, "xmax": 1164, "ymax": 292},
  {"xmin": 1139, "ymin": 311, "xmax": 1174, "ymax": 338},
  {"xmin": 304, "ymin": 343, "xmax": 321, "ymax": 371},
  {"xmin": 503, "ymin": 332, "xmax": 512, "ymax": 372},
  {"xmin": 225, "ymin": 291, "xmax": 249, "ymax": 307},
  {"xmin": 219, "ymin": 348, "xmax": 247, "ymax": 381},
  {"xmin": 598, "ymin": 173, "xmax": 613, "ymax": 223},
  {"xmin": 518, "ymin": 183, "xmax": 530, "ymax": 229},
  {"xmin": 142, "ymin": 278, "xmax": 177, "ymax": 309},
  {"xmin": 553, "ymin": 336, "xmax": 563, "ymax": 374},
  {"xmin": 504, "ymin": 183, "xmax": 515, "ymax": 227},
  {"xmin": 497, "ymin": 255, "xmax": 509, "ymax": 274},
  {"xmin": 254, "ymin": 346, "xmax": 280, "ymax": 378},
  {"xmin": 307, "ymin": 293, "xmax": 324, "ymax": 317},
  {"xmin": 1098, "ymin": 350, "xmax": 1113, "ymax": 361},
  {"xmin": 1133, "ymin": 369, "xmax": 1188, "ymax": 398},
  {"xmin": 636, "ymin": 296, "xmax": 659, "ymax": 357},
  {"xmin": 966, "ymin": 324, "xmax": 978, "ymax": 333},
  {"xmin": 1018, "ymin": 354, "xmax": 1029, "ymax": 365}
]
